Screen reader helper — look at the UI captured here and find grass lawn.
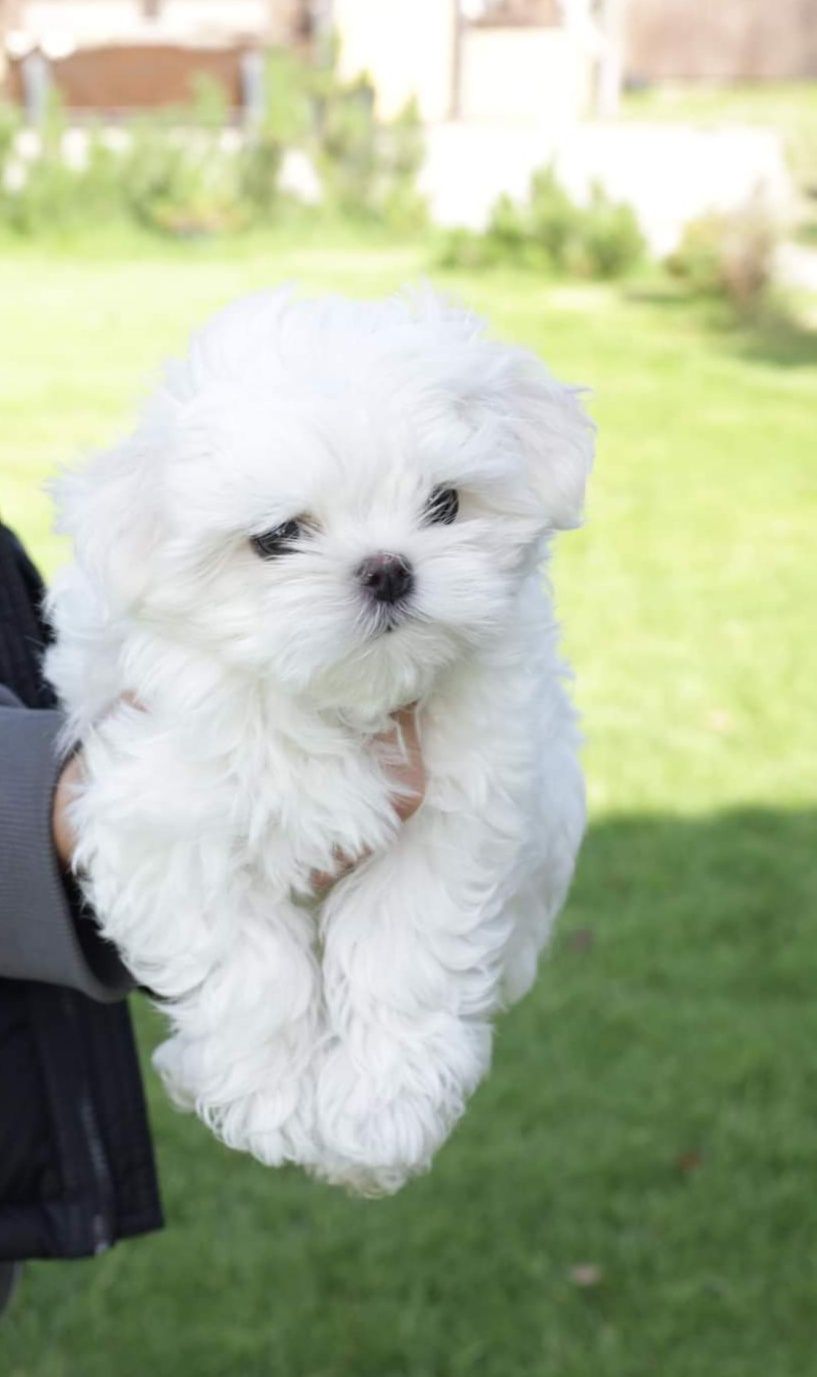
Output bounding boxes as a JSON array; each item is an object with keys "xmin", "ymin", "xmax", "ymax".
[
  {"xmin": 1, "ymin": 231, "xmax": 816, "ymax": 1377},
  {"xmin": 621, "ymin": 79, "xmax": 817, "ymax": 129}
]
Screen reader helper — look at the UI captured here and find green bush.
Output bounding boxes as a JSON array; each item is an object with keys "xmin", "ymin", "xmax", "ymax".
[
  {"xmin": 438, "ymin": 166, "xmax": 645, "ymax": 280},
  {"xmin": 0, "ymin": 99, "xmax": 22, "ymax": 193},
  {"xmin": 527, "ymin": 168, "xmax": 583, "ymax": 267},
  {"xmin": 0, "ymin": 94, "xmax": 115, "ymax": 234},
  {"xmin": 313, "ymin": 68, "xmax": 426, "ymax": 230},
  {"xmin": 123, "ymin": 124, "xmax": 248, "ymax": 237},
  {"xmin": 121, "ymin": 75, "xmax": 249, "ymax": 236},
  {"xmin": 574, "ymin": 182, "xmax": 647, "ymax": 279},
  {"xmin": 313, "ymin": 73, "xmax": 377, "ymax": 217},
  {"xmin": 0, "ymin": 80, "xmax": 248, "ymax": 237},
  {"xmin": 376, "ymin": 97, "xmax": 427, "ymax": 232},
  {"xmin": 667, "ymin": 201, "xmax": 779, "ymax": 310},
  {"xmin": 0, "ymin": 40, "xmax": 426, "ymax": 239},
  {"xmin": 2, "ymin": 95, "xmax": 94, "ymax": 234},
  {"xmin": 238, "ymin": 48, "xmax": 313, "ymax": 219},
  {"xmin": 75, "ymin": 130, "xmax": 131, "ymax": 225},
  {"xmin": 436, "ymin": 225, "xmax": 492, "ymax": 271}
]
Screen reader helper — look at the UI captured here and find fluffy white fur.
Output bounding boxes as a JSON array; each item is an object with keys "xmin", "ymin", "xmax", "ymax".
[{"xmin": 45, "ymin": 286, "xmax": 593, "ymax": 1194}]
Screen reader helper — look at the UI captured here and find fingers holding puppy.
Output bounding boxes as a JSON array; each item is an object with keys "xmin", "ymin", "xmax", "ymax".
[
  {"xmin": 374, "ymin": 703, "xmax": 426, "ymax": 824},
  {"xmin": 310, "ymin": 704, "xmax": 426, "ymax": 893},
  {"xmin": 53, "ymin": 698, "xmax": 425, "ymax": 891}
]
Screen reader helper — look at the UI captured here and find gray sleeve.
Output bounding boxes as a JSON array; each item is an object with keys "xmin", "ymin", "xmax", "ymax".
[{"xmin": 0, "ymin": 690, "xmax": 133, "ymax": 1002}]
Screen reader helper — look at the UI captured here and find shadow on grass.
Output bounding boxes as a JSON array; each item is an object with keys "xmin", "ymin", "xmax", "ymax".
[
  {"xmin": 627, "ymin": 280, "xmax": 817, "ymax": 369},
  {"xmin": 728, "ymin": 306, "xmax": 817, "ymax": 369},
  {"xmin": 623, "ymin": 282, "xmax": 694, "ymax": 311},
  {"xmin": 560, "ymin": 805, "xmax": 816, "ymax": 988},
  {"xmin": 5, "ymin": 807, "xmax": 816, "ymax": 1377}
]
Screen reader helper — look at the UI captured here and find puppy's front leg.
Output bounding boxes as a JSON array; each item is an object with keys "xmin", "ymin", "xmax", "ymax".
[
  {"xmin": 314, "ymin": 811, "xmax": 513, "ymax": 1193},
  {"xmin": 153, "ymin": 895, "xmax": 322, "ymax": 1168},
  {"xmin": 73, "ymin": 716, "xmax": 323, "ymax": 1169}
]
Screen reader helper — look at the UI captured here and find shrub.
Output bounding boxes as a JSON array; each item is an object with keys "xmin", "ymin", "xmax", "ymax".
[
  {"xmin": 436, "ymin": 225, "xmax": 493, "ymax": 271},
  {"xmin": 122, "ymin": 76, "xmax": 248, "ymax": 236},
  {"xmin": 574, "ymin": 183, "xmax": 647, "ymax": 279},
  {"xmin": 0, "ymin": 81, "xmax": 247, "ymax": 238},
  {"xmin": 313, "ymin": 73, "xmax": 377, "ymax": 217},
  {"xmin": 238, "ymin": 48, "xmax": 313, "ymax": 218},
  {"xmin": 312, "ymin": 68, "xmax": 426, "ymax": 230},
  {"xmin": 0, "ymin": 40, "xmax": 427, "ymax": 239},
  {"xmin": 667, "ymin": 201, "xmax": 779, "ymax": 310},
  {"xmin": 3, "ymin": 94, "xmax": 85, "ymax": 234},
  {"xmin": 123, "ymin": 124, "xmax": 247, "ymax": 237},
  {"xmin": 75, "ymin": 130, "xmax": 131, "ymax": 225},
  {"xmin": 438, "ymin": 166, "xmax": 644, "ymax": 280},
  {"xmin": 0, "ymin": 100, "xmax": 22, "ymax": 192},
  {"xmin": 376, "ymin": 98, "xmax": 427, "ymax": 232},
  {"xmin": 527, "ymin": 168, "xmax": 583, "ymax": 268}
]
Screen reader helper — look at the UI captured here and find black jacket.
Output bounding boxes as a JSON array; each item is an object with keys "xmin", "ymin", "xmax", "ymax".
[{"xmin": 0, "ymin": 523, "xmax": 163, "ymax": 1260}]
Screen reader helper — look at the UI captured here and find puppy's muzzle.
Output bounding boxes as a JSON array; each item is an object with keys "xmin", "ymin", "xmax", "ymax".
[{"xmin": 356, "ymin": 553, "xmax": 414, "ymax": 606}]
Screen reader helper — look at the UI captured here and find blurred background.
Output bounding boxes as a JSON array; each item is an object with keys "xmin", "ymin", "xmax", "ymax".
[{"xmin": 1, "ymin": 4, "xmax": 815, "ymax": 1375}]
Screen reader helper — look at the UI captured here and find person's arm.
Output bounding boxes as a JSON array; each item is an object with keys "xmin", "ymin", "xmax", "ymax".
[
  {"xmin": 1, "ymin": 689, "xmax": 425, "ymax": 999},
  {"xmin": 0, "ymin": 688, "xmax": 132, "ymax": 1001}
]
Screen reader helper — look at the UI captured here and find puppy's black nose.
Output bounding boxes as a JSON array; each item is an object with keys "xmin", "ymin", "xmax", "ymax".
[{"xmin": 357, "ymin": 553, "xmax": 414, "ymax": 605}]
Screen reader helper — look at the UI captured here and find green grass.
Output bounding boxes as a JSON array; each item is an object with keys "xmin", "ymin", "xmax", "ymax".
[
  {"xmin": 621, "ymin": 79, "xmax": 817, "ymax": 127},
  {"xmin": 2, "ymin": 232, "xmax": 816, "ymax": 1377}
]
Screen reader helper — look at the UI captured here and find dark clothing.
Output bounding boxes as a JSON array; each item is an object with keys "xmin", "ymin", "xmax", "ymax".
[
  {"xmin": 0, "ymin": 523, "xmax": 162, "ymax": 1260},
  {"xmin": 0, "ymin": 689, "xmax": 133, "ymax": 998}
]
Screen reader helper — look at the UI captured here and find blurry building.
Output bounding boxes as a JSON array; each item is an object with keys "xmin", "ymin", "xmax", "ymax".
[
  {"xmin": 0, "ymin": 0, "xmax": 801, "ymax": 253},
  {"xmin": 333, "ymin": 0, "xmax": 595, "ymax": 125},
  {"xmin": 1, "ymin": 0, "xmax": 603, "ymax": 126},
  {"xmin": 0, "ymin": 1, "xmax": 314, "ymax": 114},
  {"xmin": 625, "ymin": 0, "xmax": 817, "ymax": 82}
]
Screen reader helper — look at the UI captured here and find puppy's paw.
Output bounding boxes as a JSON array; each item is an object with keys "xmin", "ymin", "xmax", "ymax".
[
  {"xmin": 153, "ymin": 1033, "xmax": 315, "ymax": 1168},
  {"xmin": 152, "ymin": 1034, "xmax": 200, "ymax": 1112},
  {"xmin": 311, "ymin": 1153, "xmax": 410, "ymax": 1198},
  {"xmin": 313, "ymin": 1041, "xmax": 458, "ymax": 1193},
  {"xmin": 246, "ymin": 1071, "xmax": 322, "ymax": 1171}
]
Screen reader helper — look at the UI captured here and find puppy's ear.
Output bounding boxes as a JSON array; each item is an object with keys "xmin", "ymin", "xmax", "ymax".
[
  {"xmin": 52, "ymin": 429, "xmax": 162, "ymax": 612},
  {"xmin": 501, "ymin": 349, "xmax": 594, "ymax": 530},
  {"xmin": 407, "ymin": 290, "xmax": 594, "ymax": 531},
  {"xmin": 469, "ymin": 345, "xmax": 595, "ymax": 531}
]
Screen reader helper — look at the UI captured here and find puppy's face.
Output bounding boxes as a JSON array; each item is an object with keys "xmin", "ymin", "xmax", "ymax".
[{"xmin": 76, "ymin": 290, "xmax": 593, "ymax": 715}]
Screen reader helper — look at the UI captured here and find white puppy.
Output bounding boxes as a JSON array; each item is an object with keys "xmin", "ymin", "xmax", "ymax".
[{"xmin": 46, "ymin": 287, "xmax": 593, "ymax": 1194}]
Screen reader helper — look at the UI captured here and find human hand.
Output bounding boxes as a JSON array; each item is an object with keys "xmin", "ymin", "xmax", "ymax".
[
  {"xmin": 53, "ymin": 750, "xmax": 83, "ymax": 869},
  {"xmin": 52, "ymin": 703, "xmax": 427, "ymax": 886},
  {"xmin": 53, "ymin": 693, "xmax": 145, "ymax": 869},
  {"xmin": 374, "ymin": 703, "xmax": 427, "ymax": 824},
  {"xmin": 310, "ymin": 703, "xmax": 426, "ymax": 893}
]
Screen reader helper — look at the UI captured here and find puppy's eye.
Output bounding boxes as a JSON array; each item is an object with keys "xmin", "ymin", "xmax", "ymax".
[
  {"xmin": 424, "ymin": 486, "xmax": 459, "ymax": 526},
  {"xmin": 250, "ymin": 519, "xmax": 302, "ymax": 559}
]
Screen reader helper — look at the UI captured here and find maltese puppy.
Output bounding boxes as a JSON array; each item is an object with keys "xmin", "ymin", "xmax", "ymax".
[{"xmin": 46, "ymin": 287, "xmax": 593, "ymax": 1194}]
